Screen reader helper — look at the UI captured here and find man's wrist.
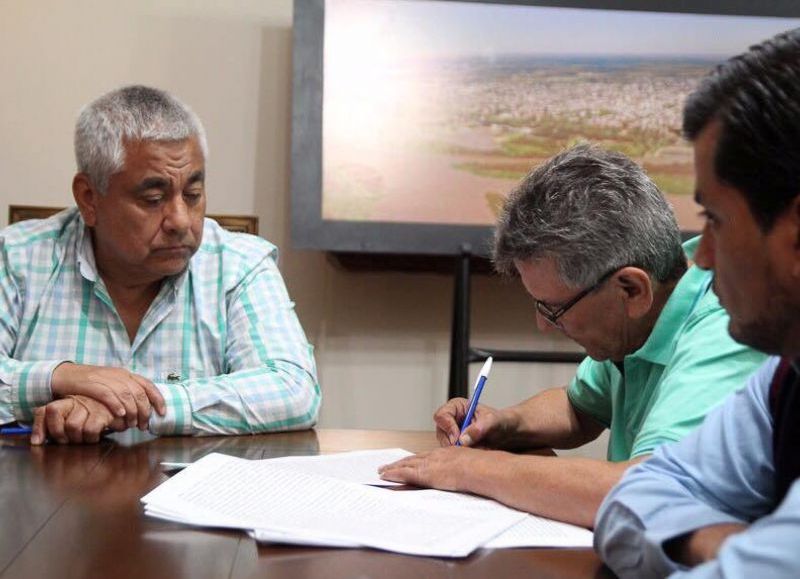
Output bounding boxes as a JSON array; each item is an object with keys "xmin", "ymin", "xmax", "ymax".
[
  {"xmin": 463, "ymin": 449, "xmax": 507, "ymax": 496},
  {"xmin": 665, "ymin": 532, "xmax": 701, "ymax": 567},
  {"xmin": 147, "ymin": 381, "xmax": 192, "ymax": 436},
  {"xmin": 665, "ymin": 523, "xmax": 747, "ymax": 567},
  {"xmin": 50, "ymin": 361, "xmax": 78, "ymax": 398},
  {"xmin": 498, "ymin": 406, "xmax": 533, "ymax": 446}
]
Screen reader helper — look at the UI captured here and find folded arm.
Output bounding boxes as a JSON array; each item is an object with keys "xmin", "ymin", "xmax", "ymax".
[
  {"xmin": 595, "ymin": 358, "xmax": 781, "ymax": 578},
  {"xmin": 0, "ymin": 246, "xmax": 62, "ymax": 424},
  {"xmin": 148, "ymin": 254, "xmax": 320, "ymax": 436},
  {"xmin": 667, "ymin": 483, "xmax": 800, "ymax": 578}
]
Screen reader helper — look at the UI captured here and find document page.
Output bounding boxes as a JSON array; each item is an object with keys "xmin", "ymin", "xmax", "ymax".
[
  {"xmin": 142, "ymin": 453, "xmax": 526, "ymax": 557},
  {"xmin": 268, "ymin": 448, "xmax": 412, "ymax": 486},
  {"xmin": 159, "ymin": 448, "xmax": 411, "ymax": 485},
  {"xmin": 408, "ymin": 489, "xmax": 593, "ymax": 548},
  {"xmin": 484, "ymin": 515, "xmax": 593, "ymax": 548}
]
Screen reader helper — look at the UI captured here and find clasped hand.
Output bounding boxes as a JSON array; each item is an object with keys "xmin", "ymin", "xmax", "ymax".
[{"xmin": 31, "ymin": 363, "xmax": 166, "ymax": 445}]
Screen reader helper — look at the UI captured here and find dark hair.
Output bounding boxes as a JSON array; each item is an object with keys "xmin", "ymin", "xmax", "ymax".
[
  {"xmin": 683, "ymin": 28, "xmax": 800, "ymax": 231},
  {"xmin": 493, "ymin": 144, "xmax": 686, "ymax": 287}
]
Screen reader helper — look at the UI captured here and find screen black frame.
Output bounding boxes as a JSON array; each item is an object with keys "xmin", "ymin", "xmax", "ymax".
[{"xmin": 291, "ymin": 0, "xmax": 800, "ymax": 257}]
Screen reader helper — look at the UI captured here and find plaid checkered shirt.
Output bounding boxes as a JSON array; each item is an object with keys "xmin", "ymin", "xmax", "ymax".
[{"xmin": 0, "ymin": 208, "xmax": 320, "ymax": 435}]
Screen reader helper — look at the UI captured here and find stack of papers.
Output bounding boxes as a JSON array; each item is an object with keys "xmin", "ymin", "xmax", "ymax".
[{"xmin": 143, "ymin": 448, "xmax": 592, "ymax": 557}]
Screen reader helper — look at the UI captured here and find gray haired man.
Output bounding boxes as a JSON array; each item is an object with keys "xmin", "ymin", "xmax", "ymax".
[
  {"xmin": 380, "ymin": 144, "xmax": 765, "ymax": 528},
  {"xmin": 0, "ymin": 85, "xmax": 320, "ymax": 443}
]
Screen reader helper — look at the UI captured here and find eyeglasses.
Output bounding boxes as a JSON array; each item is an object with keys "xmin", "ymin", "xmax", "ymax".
[{"xmin": 535, "ymin": 267, "xmax": 620, "ymax": 328}]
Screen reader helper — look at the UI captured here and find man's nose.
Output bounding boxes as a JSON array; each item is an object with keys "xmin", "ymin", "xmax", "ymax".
[
  {"xmin": 694, "ymin": 224, "xmax": 715, "ymax": 270},
  {"xmin": 163, "ymin": 197, "xmax": 191, "ymax": 234}
]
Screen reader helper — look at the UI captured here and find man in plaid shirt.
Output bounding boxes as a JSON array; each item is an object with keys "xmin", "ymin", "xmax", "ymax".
[{"xmin": 0, "ymin": 85, "xmax": 320, "ymax": 443}]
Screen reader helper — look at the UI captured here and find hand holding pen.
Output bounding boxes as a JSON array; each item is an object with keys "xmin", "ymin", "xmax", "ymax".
[
  {"xmin": 429, "ymin": 357, "xmax": 495, "ymax": 447},
  {"xmin": 455, "ymin": 357, "xmax": 493, "ymax": 446},
  {"xmin": 377, "ymin": 358, "xmax": 494, "ymax": 488}
]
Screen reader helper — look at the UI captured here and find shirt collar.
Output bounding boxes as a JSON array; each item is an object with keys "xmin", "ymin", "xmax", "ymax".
[{"xmin": 76, "ymin": 220, "xmax": 99, "ymax": 283}]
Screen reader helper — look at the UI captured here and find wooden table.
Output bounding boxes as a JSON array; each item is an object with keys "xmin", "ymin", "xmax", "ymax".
[{"xmin": 0, "ymin": 429, "xmax": 614, "ymax": 579}]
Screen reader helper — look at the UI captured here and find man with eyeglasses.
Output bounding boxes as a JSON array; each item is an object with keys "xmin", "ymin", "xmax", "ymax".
[{"xmin": 379, "ymin": 144, "xmax": 765, "ymax": 527}]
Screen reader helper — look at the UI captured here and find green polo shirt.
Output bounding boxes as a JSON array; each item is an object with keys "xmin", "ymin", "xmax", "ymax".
[{"xmin": 567, "ymin": 237, "xmax": 767, "ymax": 462}]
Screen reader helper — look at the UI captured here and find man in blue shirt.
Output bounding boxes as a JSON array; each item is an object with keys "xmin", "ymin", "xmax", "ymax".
[{"xmin": 595, "ymin": 28, "xmax": 800, "ymax": 577}]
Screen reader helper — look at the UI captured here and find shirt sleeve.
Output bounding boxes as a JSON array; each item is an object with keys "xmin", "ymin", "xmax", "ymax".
[
  {"xmin": 148, "ymin": 250, "xmax": 321, "ymax": 436},
  {"xmin": 629, "ymin": 304, "xmax": 767, "ymax": 458},
  {"xmin": 670, "ymin": 479, "xmax": 800, "ymax": 578},
  {"xmin": 567, "ymin": 357, "xmax": 613, "ymax": 428},
  {"xmin": 0, "ymin": 242, "xmax": 63, "ymax": 424},
  {"xmin": 594, "ymin": 357, "xmax": 780, "ymax": 579}
]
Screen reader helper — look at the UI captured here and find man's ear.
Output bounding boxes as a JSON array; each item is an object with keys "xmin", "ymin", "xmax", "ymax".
[
  {"xmin": 72, "ymin": 173, "xmax": 98, "ymax": 227},
  {"xmin": 784, "ymin": 195, "xmax": 800, "ymax": 278},
  {"xmin": 613, "ymin": 267, "xmax": 653, "ymax": 320}
]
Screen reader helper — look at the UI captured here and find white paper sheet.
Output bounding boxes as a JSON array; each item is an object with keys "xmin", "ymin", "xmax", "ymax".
[
  {"xmin": 268, "ymin": 448, "xmax": 412, "ymax": 486},
  {"xmin": 404, "ymin": 489, "xmax": 593, "ymax": 549},
  {"xmin": 484, "ymin": 515, "xmax": 594, "ymax": 548},
  {"xmin": 159, "ymin": 448, "xmax": 411, "ymax": 485},
  {"xmin": 142, "ymin": 453, "xmax": 526, "ymax": 557}
]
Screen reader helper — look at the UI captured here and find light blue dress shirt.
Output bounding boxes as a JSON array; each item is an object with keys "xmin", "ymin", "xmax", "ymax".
[{"xmin": 595, "ymin": 356, "xmax": 800, "ymax": 578}]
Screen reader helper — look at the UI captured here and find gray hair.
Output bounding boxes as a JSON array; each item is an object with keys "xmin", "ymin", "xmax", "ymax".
[
  {"xmin": 74, "ymin": 85, "xmax": 208, "ymax": 193},
  {"xmin": 493, "ymin": 144, "xmax": 686, "ymax": 287}
]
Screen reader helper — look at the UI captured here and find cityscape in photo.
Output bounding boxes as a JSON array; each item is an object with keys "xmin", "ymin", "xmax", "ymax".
[{"xmin": 322, "ymin": 0, "xmax": 800, "ymax": 230}]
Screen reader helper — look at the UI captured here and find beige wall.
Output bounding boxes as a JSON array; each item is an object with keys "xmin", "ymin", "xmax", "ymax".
[{"xmin": 0, "ymin": 0, "xmax": 606, "ymax": 456}]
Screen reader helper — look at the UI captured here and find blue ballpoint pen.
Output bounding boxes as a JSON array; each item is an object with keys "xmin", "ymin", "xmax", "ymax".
[
  {"xmin": 455, "ymin": 357, "xmax": 493, "ymax": 446},
  {"xmin": 1, "ymin": 425, "xmax": 33, "ymax": 435}
]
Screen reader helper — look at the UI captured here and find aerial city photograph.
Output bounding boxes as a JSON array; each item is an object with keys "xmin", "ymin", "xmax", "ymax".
[{"xmin": 322, "ymin": 0, "xmax": 798, "ymax": 231}]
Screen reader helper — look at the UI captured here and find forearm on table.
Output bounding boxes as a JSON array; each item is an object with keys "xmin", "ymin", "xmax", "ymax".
[
  {"xmin": 505, "ymin": 387, "xmax": 603, "ymax": 450},
  {"xmin": 665, "ymin": 523, "xmax": 748, "ymax": 567},
  {"xmin": 463, "ymin": 452, "xmax": 644, "ymax": 528},
  {"xmin": 149, "ymin": 363, "xmax": 321, "ymax": 436}
]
